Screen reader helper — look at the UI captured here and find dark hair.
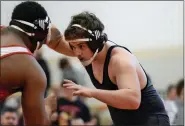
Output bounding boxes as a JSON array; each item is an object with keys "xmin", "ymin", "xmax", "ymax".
[
  {"xmin": 1, "ymin": 107, "xmax": 18, "ymax": 116},
  {"xmin": 64, "ymin": 11, "xmax": 104, "ymax": 40},
  {"xmin": 59, "ymin": 58, "xmax": 70, "ymax": 69},
  {"xmin": 176, "ymin": 79, "xmax": 184, "ymax": 97},
  {"xmin": 11, "ymin": 1, "xmax": 47, "ymax": 23},
  {"xmin": 167, "ymin": 84, "xmax": 176, "ymax": 94}
]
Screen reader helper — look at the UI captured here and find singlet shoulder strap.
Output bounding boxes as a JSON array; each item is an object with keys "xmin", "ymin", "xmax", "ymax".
[
  {"xmin": 0, "ymin": 46, "xmax": 33, "ymax": 59},
  {"xmin": 104, "ymin": 45, "xmax": 130, "ymax": 72},
  {"xmin": 103, "ymin": 45, "xmax": 121, "ymax": 80},
  {"xmin": 103, "ymin": 45, "xmax": 151, "ymax": 89}
]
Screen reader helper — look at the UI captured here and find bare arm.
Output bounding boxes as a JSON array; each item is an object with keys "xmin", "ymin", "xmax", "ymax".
[
  {"xmin": 47, "ymin": 25, "xmax": 75, "ymax": 56},
  {"xmin": 91, "ymin": 53, "xmax": 141, "ymax": 109},
  {"xmin": 21, "ymin": 55, "xmax": 51, "ymax": 126}
]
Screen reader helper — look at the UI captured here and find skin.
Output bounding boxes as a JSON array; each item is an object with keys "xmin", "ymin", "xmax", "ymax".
[
  {"xmin": 0, "ymin": 27, "xmax": 56, "ymax": 126},
  {"xmin": 47, "ymin": 25, "xmax": 74, "ymax": 56},
  {"xmin": 48, "ymin": 26, "xmax": 148, "ymax": 110},
  {"xmin": 1, "ymin": 112, "xmax": 19, "ymax": 126},
  {"xmin": 167, "ymin": 88, "xmax": 177, "ymax": 100}
]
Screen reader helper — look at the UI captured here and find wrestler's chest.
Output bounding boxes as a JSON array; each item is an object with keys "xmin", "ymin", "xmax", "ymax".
[
  {"xmin": 91, "ymin": 64, "xmax": 104, "ymax": 84},
  {"xmin": 92, "ymin": 64, "xmax": 115, "ymax": 84}
]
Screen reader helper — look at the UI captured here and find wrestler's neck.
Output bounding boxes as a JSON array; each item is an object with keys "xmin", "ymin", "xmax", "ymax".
[
  {"xmin": 9, "ymin": 27, "xmax": 34, "ymax": 52},
  {"xmin": 93, "ymin": 43, "xmax": 111, "ymax": 64}
]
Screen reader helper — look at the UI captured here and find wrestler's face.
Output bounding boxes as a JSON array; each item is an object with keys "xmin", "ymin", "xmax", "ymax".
[{"xmin": 69, "ymin": 42, "xmax": 94, "ymax": 62}]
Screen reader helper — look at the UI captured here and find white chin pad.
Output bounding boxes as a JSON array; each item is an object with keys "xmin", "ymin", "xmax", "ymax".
[
  {"xmin": 81, "ymin": 59, "xmax": 94, "ymax": 66},
  {"xmin": 81, "ymin": 49, "xmax": 98, "ymax": 66}
]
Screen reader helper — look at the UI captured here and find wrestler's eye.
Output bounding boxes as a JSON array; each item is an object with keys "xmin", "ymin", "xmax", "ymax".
[
  {"xmin": 70, "ymin": 45, "xmax": 75, "ymax": 50},
  {"xmin": 79, "ymin": 44, "xmax": 85, "ymax": 50}
]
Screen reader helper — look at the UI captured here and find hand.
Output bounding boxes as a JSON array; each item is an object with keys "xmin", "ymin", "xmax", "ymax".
[
  {"xmin": 63, "ymin": 79, "xmax": 94, "ymax": 98},
  {"xmin": 44, "ymin": 93, "xmax": 57, "ymax": 113}
]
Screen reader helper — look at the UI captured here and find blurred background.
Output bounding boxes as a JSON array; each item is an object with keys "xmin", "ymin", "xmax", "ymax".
[{"xmin": 1, "ymin": 1, "xmax": 184, "ymax": 126}]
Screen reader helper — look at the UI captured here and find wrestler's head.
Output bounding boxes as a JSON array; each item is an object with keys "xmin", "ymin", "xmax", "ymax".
[
  {"xmin": 9, "ymin": 1, "xmax": 51, "ymax": 52},
  {"xmin": 64, "ymin": 11, "xmax": 108, "ymax": 66}
]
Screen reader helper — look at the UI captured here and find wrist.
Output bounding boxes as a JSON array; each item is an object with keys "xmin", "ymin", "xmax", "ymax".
[{"xmin": 90, "ymin": 88, "xmax": 98, "ymax": 98}]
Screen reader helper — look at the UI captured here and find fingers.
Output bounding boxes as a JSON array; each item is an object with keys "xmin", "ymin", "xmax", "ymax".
[
  {"xmin": 63, "ymin": 84, "xmax": 80, "ymax": 90},
  {"xmin": 63, "ymin": 83, "xmax": 80, "ymax": 88},
  {"xmin": 63, "ymin": 79, "xmax": 73, "ymax": 83},
  {"xmin": 62, "ymin": 79, "xmax": 73, "ymax": 86},
  {"xmin": 62, "ymin": 79, "xmax": 77, "ymax": 87},
  {"xmin": 63, "ymin": 83, "xmax": 75, "ymax": 87}
]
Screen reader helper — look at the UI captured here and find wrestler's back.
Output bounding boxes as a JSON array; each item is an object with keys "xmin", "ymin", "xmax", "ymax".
[{"xmin": 0, "ymin": 29, "xmax": 32, "ymax": 102}]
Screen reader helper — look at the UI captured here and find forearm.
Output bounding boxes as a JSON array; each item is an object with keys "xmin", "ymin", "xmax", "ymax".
[
  {"xmin": 91, "ymin": 89, "xmax": 140, "ymax": 109},
  {"xmin": 47, "ymin": 27, "xmax": 75, "ymax": 56}
]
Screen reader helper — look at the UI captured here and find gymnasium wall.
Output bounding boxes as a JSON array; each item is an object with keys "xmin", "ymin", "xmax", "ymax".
[{"xmin": 1, "ymin": 1, "xmax": 183, "ymax": 90}]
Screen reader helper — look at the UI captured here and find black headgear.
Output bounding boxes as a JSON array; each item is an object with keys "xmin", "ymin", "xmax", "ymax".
[
  {"xmin": 69, "ymin": 24, "xmax": 108, "ymax": 53},
  {"xmin": 9, "ymin": 16, "xmax": 51, "ymax": 48}
]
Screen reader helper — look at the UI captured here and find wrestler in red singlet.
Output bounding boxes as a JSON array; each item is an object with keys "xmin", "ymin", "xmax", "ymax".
[
  {"xmin": 0, "ymin": 45, "xmax": 33, "ymax": 101},
  {"xmin": 0, "ymin": 1, "xmax": 56, "ymax": 126}
]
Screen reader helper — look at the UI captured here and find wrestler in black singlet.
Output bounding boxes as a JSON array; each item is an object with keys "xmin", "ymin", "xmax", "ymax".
[{"xmin": 86, "ymin": 45, "xmax": 170, "ymax": 126}]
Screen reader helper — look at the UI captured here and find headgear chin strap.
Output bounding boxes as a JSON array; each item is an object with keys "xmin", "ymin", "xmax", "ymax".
[
  {"xmin": 81, "ymin": 49, "xmax": 99, "ymax": 66},
  {"xmin": 9, "ymin": 16, "xmax": 51, "ymax": 51}
]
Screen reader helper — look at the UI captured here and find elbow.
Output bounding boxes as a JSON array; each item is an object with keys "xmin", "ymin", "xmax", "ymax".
[
  {"xmin": 131, "ymin": 99, "xmax": 140, "ymax": 109},
  {"xmin": 130, "ymin": 92, "xmax": 141, "ymax": 110},
  {"xmin": 123, "ymin": 91, "xmax": 141, "ymax": 110},
  {"xmin": 117, "ymin": 99, "xmax": 140, "ymax": 110},
  {"xmin": 111, "ymin": 90, "xmax": 141, "ymax": 110},
  {"xmin": 120, "ymin": 99, "xmax": 140, "ymax": 110}
]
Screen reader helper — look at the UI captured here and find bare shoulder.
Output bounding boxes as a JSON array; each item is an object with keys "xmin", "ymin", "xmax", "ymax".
[
  {"xmin": 0, "ymin": 54, "xmax": 46, "ymax": 88},
  {"xmin": 108, "ymin": 47, "xmax": 140, "ymax": 77},
  {"xmin": 13, "ymin": 54, "xmax": 46, "ymax": 84},
  {"xmin": 110, "ymin": 47, "xmax": 137, "ymax": 68},
  {"xmin": 20, "ymin": 54, "xmax": 47, "ymax": 83},
  {"xmin": 109, "ymin": 47, "xmax": 147, "ymax": 89}
]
